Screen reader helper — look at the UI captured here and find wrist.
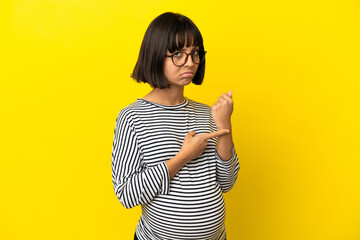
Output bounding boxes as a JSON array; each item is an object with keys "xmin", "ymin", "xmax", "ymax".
[
  {"xmin": 176, "ymin": 149, "xmax": 192, "ymax": 163},
  {"xmin": 216, "ymin": 121, "xmax": 232, "ymax": 131}
]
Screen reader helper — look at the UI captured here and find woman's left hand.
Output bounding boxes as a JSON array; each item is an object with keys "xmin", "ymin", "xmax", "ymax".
[{"xmin": 211, "ymin": 91, "xmax": 234, "ymax": 130}]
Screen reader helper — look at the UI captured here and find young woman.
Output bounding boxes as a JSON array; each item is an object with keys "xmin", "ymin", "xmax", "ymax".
[{"xmin": 111, "ymin": 12, "xmax": 240, "ymax": 240}]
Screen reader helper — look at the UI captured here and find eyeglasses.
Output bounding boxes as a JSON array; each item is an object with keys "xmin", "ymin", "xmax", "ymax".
[{"xmin": 165, "ymin": 49, "xmax": 207, "ymax": 67}]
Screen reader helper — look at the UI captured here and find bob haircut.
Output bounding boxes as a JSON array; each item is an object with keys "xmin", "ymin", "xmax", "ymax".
[{"xmin": 131, "ymin": 12, "xmax": 205, "ymax": 89}]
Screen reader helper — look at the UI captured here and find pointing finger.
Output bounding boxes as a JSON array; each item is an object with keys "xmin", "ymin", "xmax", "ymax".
[
  {"xmin": 201, "ymin": 129, "xmax": 230, "ymax": 140},
  {"xmin": 228, "ymin": 90, "xmax": 232, "ymax": 98}
]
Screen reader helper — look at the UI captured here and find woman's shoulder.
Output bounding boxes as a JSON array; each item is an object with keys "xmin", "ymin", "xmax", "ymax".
[
  {"xmin": 115, "ymin": 100, "xmax": 144, "ymax": 123},
  {"xmin": 188, "ymin": 98, "xmax": 212, "ymax": 111}
]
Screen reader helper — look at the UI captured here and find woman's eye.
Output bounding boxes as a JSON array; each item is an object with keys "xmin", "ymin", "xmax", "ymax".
[
  {"xmin": 173, "ymin": 52, "xmax": 182, "ymax": 57},
  {"xmin": 192, "ymin": 50, "xmax": 199, "ymax": 55}
]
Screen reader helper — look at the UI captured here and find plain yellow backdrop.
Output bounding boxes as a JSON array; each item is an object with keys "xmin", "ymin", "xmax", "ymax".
[{"xmin": 1, "ymin": 0, "xmax": 360, "ymax": 239}]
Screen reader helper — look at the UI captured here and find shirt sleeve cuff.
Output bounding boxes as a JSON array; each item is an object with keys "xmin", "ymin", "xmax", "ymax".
[
  {"xmin": 215, "ymin": 145, "xmax": 237, "ymax": 164},
  {"xmin": 159, "ymin": 162, "xmax": 170, "ymax": 195}
]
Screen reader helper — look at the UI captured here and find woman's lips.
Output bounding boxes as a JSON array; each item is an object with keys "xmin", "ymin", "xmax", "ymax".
[{"xmin": 180, "ymin": 72, "xmax": 194, "ymax": 77}]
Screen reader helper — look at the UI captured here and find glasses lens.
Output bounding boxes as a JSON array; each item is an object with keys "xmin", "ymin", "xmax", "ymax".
[
  {"xmin": 173, "ymin": 52, "xmax": 186, "ymax": 66},
  {"xmin": 192, "ymin": 50, "xmax": 205, "ymax": 64}
]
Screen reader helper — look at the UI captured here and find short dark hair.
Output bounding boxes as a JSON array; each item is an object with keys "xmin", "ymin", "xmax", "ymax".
[{"xmin": 131, "ymin": 12, "xmax": 205, "ymax": 89}]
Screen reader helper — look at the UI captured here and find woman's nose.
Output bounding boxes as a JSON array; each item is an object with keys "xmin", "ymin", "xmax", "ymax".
[{"xmin": 184, "ymin": 54, "xmax": 195, "ymax": 67}]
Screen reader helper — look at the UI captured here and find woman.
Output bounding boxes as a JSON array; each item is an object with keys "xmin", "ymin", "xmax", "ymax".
[{"xmin": 112, "ymin": 12, "xmax": 240, "ymax": 240}]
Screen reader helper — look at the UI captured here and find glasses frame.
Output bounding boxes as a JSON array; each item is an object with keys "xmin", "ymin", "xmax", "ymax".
[{"xmin": 165, "ymin": 50, "xmax": 207, "ymax": 67}]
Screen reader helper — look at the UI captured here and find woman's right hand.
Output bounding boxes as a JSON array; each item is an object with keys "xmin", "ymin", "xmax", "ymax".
[
  {"xmin": 166, "ymin": 129, "xmax": 230, "ymax": 179},
  {"xmin": 178, "ymin": 129, "xmax": 230, "ymax": 163}
]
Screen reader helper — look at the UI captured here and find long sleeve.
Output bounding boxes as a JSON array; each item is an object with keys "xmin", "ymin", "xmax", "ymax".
[
  {"xmin": 111, "ymin": 109, "xmax": 170, "ymax": 209},
  {"xmin": 209, "ymin": 108, "xmax": 240, "ymax": 193},
  {"xmin": 215, "ymin": 145, "xmax": 240, "ymax": 193}
]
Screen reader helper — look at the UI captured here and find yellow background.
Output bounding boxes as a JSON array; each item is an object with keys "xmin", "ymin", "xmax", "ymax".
[{"xmin": 1, "ymin": 0, "xmax": 360, "ymax": 239}]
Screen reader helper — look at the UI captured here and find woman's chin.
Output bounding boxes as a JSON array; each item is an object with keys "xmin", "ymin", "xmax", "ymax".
[
  {"xmin": 167, "ymin": 78, "xmax": 193, "ymax": 87},
  {"xmin": 179, "ymin": 78, "xmax": 193, "ymax": 86}
]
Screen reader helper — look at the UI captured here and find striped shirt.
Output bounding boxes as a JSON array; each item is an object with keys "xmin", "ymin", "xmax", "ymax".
[{"xmin": 111, "ymin": 97, "xmax": 240, "ymax": 240}]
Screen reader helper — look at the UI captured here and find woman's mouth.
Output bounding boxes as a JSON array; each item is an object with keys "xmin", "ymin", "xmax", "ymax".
[{"xmin": 180, "ymin": 72, "xmax": 194, "ymax": 77}]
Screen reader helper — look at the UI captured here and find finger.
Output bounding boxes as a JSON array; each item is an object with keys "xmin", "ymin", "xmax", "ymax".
[
  {"xmin": 218, "ymin": 96, "xmax": 227, "ymax": 103},
  {"xmin": 201, "ymin": 129, "xmax": 230, "ymax": 140},
  {"xmin": 212, "ymin": 101, "xmax": 220, "ymax": 109},
  {"xmin": 228, "ymin": 90, "xmax": 233, "ymax": 98},
  {"xmin": 222, "ymin": 93, "xmax": 233, "ymax": 102}
]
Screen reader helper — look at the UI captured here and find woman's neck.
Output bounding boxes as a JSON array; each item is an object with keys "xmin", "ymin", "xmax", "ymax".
[{"xmin": 143, "ymin": 86, "xmax": 185, "ymax": 105}]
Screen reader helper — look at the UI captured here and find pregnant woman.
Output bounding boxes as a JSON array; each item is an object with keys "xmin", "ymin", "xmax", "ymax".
[{"xmin": 111, "ymin": 12, "xmax": 240, "ymax": 240}]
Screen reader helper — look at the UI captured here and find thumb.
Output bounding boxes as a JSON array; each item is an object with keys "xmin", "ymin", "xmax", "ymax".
[{"xmin": 187, "ymin": 131, "xmax": 196, "ymax": 137}]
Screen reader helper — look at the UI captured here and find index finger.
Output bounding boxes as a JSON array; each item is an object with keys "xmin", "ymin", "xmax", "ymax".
[{"xmin": 201, "ymin": 129, "xmax": 230, "ymax": 140}]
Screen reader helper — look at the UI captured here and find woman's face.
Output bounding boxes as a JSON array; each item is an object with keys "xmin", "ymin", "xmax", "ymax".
[{"xmin": 163, "ymin": 45, "xmax": 200, "ymax": 88}]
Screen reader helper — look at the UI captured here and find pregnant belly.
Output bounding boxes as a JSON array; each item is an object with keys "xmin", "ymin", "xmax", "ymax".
[{"xmin": 141, "ymin": 185, "xmax": 225, "ymax": 240}]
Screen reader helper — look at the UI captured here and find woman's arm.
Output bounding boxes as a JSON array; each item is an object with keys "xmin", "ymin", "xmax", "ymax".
[
  {"xmin": 112, "ymin": 110, "xmax": 170, "ymax": 209},
  {"xmin": 212, "ymin": 91, "xmax": 234, "ymax": 160},
  {"xmin": 112, "ymin": 109, "xmax": 230, "ymax": 208},
  {"xmin": 212, "ymin": 91, "xmax": 240, "ymax": 192}
]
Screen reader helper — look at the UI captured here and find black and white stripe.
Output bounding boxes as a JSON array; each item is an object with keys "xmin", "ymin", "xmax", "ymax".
[{"xmin": 112, "ymin": 98, "xmax": 240, "ymax": 240}]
